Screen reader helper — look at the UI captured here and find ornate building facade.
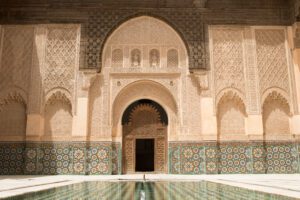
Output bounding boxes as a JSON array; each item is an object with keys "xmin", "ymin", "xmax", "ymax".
[{"xmin": 0, "ymin": 0, "xmax": 300, "ymax": 175}]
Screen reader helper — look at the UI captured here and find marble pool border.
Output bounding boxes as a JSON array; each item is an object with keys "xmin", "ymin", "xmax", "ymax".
[{"xmin": 0, "ymin": 174, "xmax": 300, "ymax": 199}]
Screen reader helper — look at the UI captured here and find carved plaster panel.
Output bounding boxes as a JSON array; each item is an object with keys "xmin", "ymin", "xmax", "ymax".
[
  {"xmin": 102, "ymin": 16, "xmax": 188, "ymax": 69},
  {"xmin": 255, "ymin": 28, "xmax": 290, "ymax": 97},
  {"xmin": 0, "ymin": 26, "xmax": 34, "ymax": 94},
  {"xmin": 210, "ymin": 27, "xmax": 246, "ymax": 107},
  {"xmin": 43, "ymin": 25, "xmax": 80, "ymax": 97}
]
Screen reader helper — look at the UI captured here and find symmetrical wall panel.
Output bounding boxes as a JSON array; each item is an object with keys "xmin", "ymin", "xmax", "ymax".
[
  {"xmin": 255, "ymin": 29, "xmax": 290, "ymax": 96},
  {"xmin": 44, "ymin": 25, "xmax": 79, "ymax": 94},
  {"xmin": 211, "ymin": 28, "xmax": 245, "ymax": 97},
  {"xmin": 0, "ymin": 26, "xmax": 33, "ymax": 140},
  {"xmin": 0, "ymin": 26, "xmax": 34, "ymax": 93}
]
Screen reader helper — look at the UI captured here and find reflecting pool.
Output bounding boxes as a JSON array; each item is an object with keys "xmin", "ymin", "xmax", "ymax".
[{"xmin": 5, "ymin": 181, "xmax": 297, "ymax": 200}]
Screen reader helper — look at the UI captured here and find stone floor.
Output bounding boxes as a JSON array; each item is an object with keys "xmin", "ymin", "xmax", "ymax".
[{"xmin": 0, "ymin": 174, "xmax": 300, "ymax": 199}]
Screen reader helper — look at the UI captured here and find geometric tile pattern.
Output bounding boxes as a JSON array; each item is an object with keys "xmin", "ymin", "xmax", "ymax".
[
  {"xmin": 0, "ymin": 142, "xmax": 25, "ymax": 175},
  {"xmin": 87, "ymin": 143, "xmax": 111, "ymax": 175},
  {"xmin": 168, "ymin": 143, "xmax": 218, "ymax": 174},
  {"xmin": 112, "ymin": 142, "xmax": 122, "ymax": 175},
  {"xmin": 23, "ymin": 142, "xmax": 120, "ymax": 175},
  {"xmin": 251, "ymin": 143, "xmax": 266, "ymax": 174},
  {"xmin": 1, "ymin": 141, "xmax": 299, "ymax": 175},
  {"xmin": 265, "ymin": 142, "xmax": 299, "ymax": 174},
  {"xmin": 169, "ymin": 142, "xmax": 300, "ymax": 175},
  {"xmin": 218, "ymin": 143, "xmax": 253, "ymax": 174}
]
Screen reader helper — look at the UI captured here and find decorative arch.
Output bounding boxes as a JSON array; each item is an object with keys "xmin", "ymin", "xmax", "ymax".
[
  {"xmin": 122, "ymin": 99, "xmax": 168, "ymax": 126},
  {"xmin": 100, "ymin": 14, "xmax": 189, "ymax": 70},
  {"xmin": 262, "ymin": 90, "xmax": 291, "ymax": 138},
  {"xmin": 216, "ymin": 89, "xmax": 247, "ymax": 140},
  {"xmin": 44, "ymin": 90, "xmax": 73, "ymax": 138},
  {"xmin": 0, "ymin": 86, "xmax": 28, "ymax": 106},
  {"xmin": 261, "ymin": 88, "xmax": 291, "ymax": 112},
  {"xmin": 112, "ymin": 80, "xmax": 178, "ymax": 139},
  {"xmin": 45, "ymin": 88, "xmax": 72, "ymax": 106},
  {"xmin": 216, "ymin": 88, "xmax": 246, "ymax": 110},
  {"xmin": 121, "ymin": 99, "xmax": 168, "ymax": 174},
  {"xmin": 0, "ymin": 90, "xmax": 27, "ymax": 139},
  {"xmin": 102, "ymin": 15, "xmax": 188, "ymax": 69}
]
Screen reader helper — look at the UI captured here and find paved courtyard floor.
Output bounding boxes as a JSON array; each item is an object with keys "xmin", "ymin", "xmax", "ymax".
[{"xmin": 0, "ymin": 174, "xmax": 299, "ymax": 199}]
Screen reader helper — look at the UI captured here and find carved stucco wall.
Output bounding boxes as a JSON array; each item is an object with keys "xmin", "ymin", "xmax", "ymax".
[
  {"xmin": 211, "ymin": 27, "xmax": 246, "ymax": 100},
  {"xmin": 42, "ymin": 25, "xmax": 80, "ymax": 140},
  {"xmin": 88, "ymin": 16, "xmax": 192, "ymax": 140},
  {"xmin": 210, "ymin": 26, "xmax": 294, "ymax": 139},
  {"xmin": 44, "ymin": 25, "xmax": 80, "ymax": 102},
  {"xmin": 102, "ymin": 16, "xmax": 188, "ymax": 69},
  {"xmin": 0, "ymin": 26, "xmax": 33, "ymax": 95},
  {"xmin": 85, "ymin": 11, "xmax": 205, "ymax": 71},
  {"xmin": 0, "ymin": 22, "xmax": 296, "ymax": 142},
  {"xmin": 0, "ymin": 24, "xmax": 80, "ymax": 141},
  {"xmin": 0, "ymin": 26, "xmax": 33, "ymax": 140},
  {"xmin": 255, "ymin": 28, "xmax": 293, "ymax": 139},
  {"xmin": 255, "ymin": 29, "xmax": 290, "ymax": 98},
  {"xmin": 88, "ymin": 76, "xmax": 103, "ymax": 137}
]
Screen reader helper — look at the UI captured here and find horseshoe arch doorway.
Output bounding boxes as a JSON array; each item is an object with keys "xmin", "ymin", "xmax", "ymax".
[{"xmin": 122, "ymin": 99, "xmax": 168, "ymax": 174}]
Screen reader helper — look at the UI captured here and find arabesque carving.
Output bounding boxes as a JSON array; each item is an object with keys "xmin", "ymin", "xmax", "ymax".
[
  {"xmin": 211, "ymin": 28, "xmax": 245, "ymax": 96},
  {"xmin": 0, "ymin": 26, "xmax": 33, "ymax": 93},
  {"xmin": 255, "ymin": 29, "xmax": 290, "ymax": 95},
  {"xmin": 44, "ymin": 25, "xmax": 79, "ymax": 94}
]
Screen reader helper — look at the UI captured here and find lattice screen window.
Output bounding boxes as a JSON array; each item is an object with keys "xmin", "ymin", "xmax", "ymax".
[
  {"xmin": 263, "ymin": 96, "xmax": 290, "ymax": 136},
  {"xmin": 0, "ymin": 102, "xmax": 26, "ymax": 136},
  {"xmin": 167, "ymin": 49, "xmax": 178, "ymax": 68},
  {"xmin": 112, "ymin": 49, "xmax": 123, "ymax": 67},
  {"xmin": 45, "ymin": 100, "xmax": 72, "ymax": 136}
]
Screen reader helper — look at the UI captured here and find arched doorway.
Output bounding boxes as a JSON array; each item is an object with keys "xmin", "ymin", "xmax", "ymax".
[{"xmin": 122, "ymin": 99, "xmax": 168, "ymax": 174}]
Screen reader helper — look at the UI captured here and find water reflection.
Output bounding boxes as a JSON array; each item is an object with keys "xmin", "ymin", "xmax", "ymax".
[{"xmin": 6, "ymin": 181, "xmax": 296, "ymax": 200}]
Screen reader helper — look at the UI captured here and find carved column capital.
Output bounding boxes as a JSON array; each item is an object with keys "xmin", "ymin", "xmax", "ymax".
[
  {"xmin": 190, "ymin": 69, "xmax": 209, "ymax": 90},
  {"xmin": 80, "ymin": 70, "xmax": 98, "ymax": 91}
]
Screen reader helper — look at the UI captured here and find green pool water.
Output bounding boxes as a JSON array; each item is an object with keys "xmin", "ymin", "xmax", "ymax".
[{"xmin": 5, "ymin": 181, "xmax": 298, "ymax": 200}]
